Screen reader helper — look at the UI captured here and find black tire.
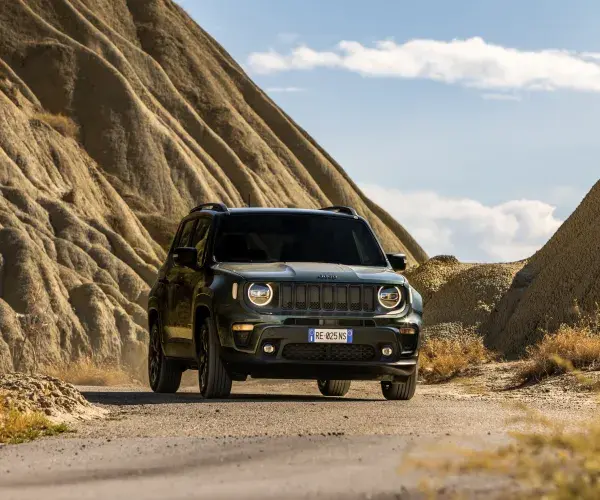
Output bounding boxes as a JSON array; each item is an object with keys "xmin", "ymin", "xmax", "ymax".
[
  {"xmin": 317, "ymin": 379, "xmax": 351, "ymax": 397},
  {"xmin": 381, "ymin": 368, "xmax": 418, "ymax": 401},
  {"xmin": 148, "ymin": 322, "xmax": 182, "ymax": 393},
  {"xmin": 197, "ymin": 320, "xmax": 232, "ymax": 399}
]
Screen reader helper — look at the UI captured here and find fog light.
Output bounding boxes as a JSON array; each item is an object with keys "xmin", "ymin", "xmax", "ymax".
[
  {"xmin": 381, "ymin": 346, "xmax": 393, "ymax": 357},
  {"xmin": 263, "ymin": 343, "xmax": 275, "ymax": 355},
  {"xmin": 399, "ymin": 327, "xmax": 416, "ymax": 335}
]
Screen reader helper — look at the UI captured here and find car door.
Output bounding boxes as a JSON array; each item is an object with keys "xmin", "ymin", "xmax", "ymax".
[
  {"xmin": 173, "ymin": 216, "xmax": 213, "ymax": 338},
  {"xmin": 164, "ymin": 217, "xmax": 197, "ymax": 342}
]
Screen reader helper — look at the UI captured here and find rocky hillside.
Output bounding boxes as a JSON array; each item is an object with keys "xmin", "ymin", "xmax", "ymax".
[
  {"xmin": 0, "ymin": 0, "xmax": 426, "ymax": 373},
  {"xmin": 406, "ymin": 255, "xmax": 525, "ymax": 340},
  {"xmin": 483, "ymin": 180, "xmax": 600, "ymax": 357}
]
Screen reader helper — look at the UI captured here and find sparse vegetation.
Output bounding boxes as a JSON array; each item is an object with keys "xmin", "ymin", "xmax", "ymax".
[
  {"xmin": 439, "ymin": 407, "xmax": 600, "ymax": 499},
  {"xmin": 0, "ymin": 395, "xmax": 68, "ymax": 444},
  {"xmin": 30, "ymin": 111, "xmax": 79, "ymax": 139},
  {"xmin": 517, "ymin": 322, "xmax": 600, "ymax": 385},
  {"xmin": 420, "ymin": 332, "xmax": 496, "ymax": 383},
  {"xmin": 42, "ymin": 358, "xmax": 138, "ymax": 386}
]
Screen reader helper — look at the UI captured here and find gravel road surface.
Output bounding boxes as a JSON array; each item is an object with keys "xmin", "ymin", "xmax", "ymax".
[{"xmin": 0, "ymin": 375, "xmax": 596, "ymax": 499}]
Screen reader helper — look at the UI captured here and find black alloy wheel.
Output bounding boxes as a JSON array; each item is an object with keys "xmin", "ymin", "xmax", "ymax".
[
  {"xmin": 197, "ymin": 321, "xmax": 232, "ymax": 399},
  {"xmin": 380, "ymin": 368, "xmax": 417, "ymax": 401},
  {"xmin": 317, "ymin": 379, "xmax": 351, "ymax": 397},
  {"xmin": 148, "ymin": 322, "xmax": 182, "ymax": 393}
]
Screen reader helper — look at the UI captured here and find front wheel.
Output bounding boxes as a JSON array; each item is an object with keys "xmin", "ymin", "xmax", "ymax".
[
  {"xmin": 148, "ymin": 323, "xmax": 182, "ymax": 393},
  {"xmin": 381, "ymin": 368, "xmax": 417, "ymax": 401},
  {"xmin": 317, "ymin": 380, "xmax": 351, "ymax": 397},
  {"xmin": 197, "ymin": 321, "xmax": 232, "ymax": 399}
]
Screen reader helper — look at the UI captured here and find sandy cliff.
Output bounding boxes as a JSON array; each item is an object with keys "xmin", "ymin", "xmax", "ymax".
[{"xmin": 0, "ymin": 0, "xmax": 426, "ymax": 372}]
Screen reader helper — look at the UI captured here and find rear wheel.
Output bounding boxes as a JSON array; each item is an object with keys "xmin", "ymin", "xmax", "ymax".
[
  {"xmin": 317, "ymin": 379, "xmax": 351, "ymax": 397},
  {"xmin": 197, "ymin": 321, "xmax": 232, "ymax": 399},
  {"xmin": 148, "ymin": 323, "xmax": 182, "ymax": 393},
  {"xmin": 381, "ymin": 368, "xmax": 417, "ymax": 401}
]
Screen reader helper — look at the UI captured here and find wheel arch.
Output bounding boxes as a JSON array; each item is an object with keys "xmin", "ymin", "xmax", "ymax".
[
  {"xmin": 148, "ymin": 308, "xmax": 160, "ymax": 331},
  {"xmin": 193, "ymin": 303, "xmax": 213, "ymax": 357}
]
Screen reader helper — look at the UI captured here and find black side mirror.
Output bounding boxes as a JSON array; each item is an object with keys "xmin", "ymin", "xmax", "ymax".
[
  {"xmin": 173, "ymin": 247, "xmax": 198, "ymax": 268},
  {"xmin": 387, "ymin": 253, "xmax": 407, "ymax": 272}
]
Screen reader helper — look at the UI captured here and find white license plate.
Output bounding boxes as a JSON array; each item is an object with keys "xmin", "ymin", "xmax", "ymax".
[{"xmin": 308, "ymin": 328, "xmax": 353, "ymax": 343}]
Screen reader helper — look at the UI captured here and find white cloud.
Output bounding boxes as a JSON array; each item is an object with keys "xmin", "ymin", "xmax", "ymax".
[
  {"xmin": 360, "ymin": 183, "xmax": 563, "ymax": 262},
  {"xmin": 481, "ymin": 93, "xmax": 522, "ymax": 101},
  {"xmin": 248, "ymin": 37, "xmax": 600, "ymax": 93},
  {"xmin": 266, "ymin": 87, "xmax": 306, "ymax": 93}
]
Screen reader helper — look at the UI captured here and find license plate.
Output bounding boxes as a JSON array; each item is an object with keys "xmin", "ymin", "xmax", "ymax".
[{"xmin": 308, "ymin": 328, "xmax": 353, "ymax": 343}]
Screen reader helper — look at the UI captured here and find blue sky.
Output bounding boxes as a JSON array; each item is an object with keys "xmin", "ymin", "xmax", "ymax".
[{"xmin": 177, "ymin": 0, "xmax": 600, "ymax": 262}]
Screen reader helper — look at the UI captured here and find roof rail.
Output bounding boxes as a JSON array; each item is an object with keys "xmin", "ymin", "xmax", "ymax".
[
  {"xmin": 320, "ymin": 206, "xmax": 358, "ymax": 216},
  {"xmin": 190, "ymin": 202, "xmax": 229, "ymax": 214}
]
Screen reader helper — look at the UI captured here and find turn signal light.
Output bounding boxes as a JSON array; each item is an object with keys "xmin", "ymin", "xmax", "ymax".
[
  {"xmin": 232, "ymin": 324, "xmax": 255, "ymax": 332},
  {"xmin": 232, "ymin": 324, "xmax": 254, "ymax": 347},
  {"xmin": 399, "ymin": 327, "xmax": 417, "ymax": 335}
]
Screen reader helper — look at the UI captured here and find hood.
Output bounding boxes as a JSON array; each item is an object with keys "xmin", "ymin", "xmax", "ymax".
[{"xmin": 212, "ymin": 261, "xmax": 406, "ymax": 285}]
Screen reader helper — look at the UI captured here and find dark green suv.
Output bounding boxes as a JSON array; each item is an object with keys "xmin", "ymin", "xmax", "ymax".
[{"xmin": 147, "ymin": 203, "xmax": 423, "ymax": 400}]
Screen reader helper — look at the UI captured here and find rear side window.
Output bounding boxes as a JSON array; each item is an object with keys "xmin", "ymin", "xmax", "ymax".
[
  {"xmin": 191, "ymin": 218, "xmax": 211, "ymax": 263},
  {"xmin": 175, "ymin": 219, "xmax": 196, "ymax": 249}
]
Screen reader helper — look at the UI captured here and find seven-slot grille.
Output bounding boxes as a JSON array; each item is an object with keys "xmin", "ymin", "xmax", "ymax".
[{"xmin": 280, "ymin": 283, "xmax": 376, "ymax": 312}]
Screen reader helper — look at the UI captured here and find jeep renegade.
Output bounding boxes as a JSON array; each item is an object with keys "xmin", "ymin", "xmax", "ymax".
[{"xmin": 147, "ymin": 203, "xmax": 423, "ymax": 400}]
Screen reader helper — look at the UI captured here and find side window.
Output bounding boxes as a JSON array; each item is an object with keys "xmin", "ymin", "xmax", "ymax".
[
  {"xmin": 175, "ymin": 219, "xmax": 196, "ymax": 249},
  {"xmin": 190, "ymin": 218, "xmax": 211, "ymax": 264}
]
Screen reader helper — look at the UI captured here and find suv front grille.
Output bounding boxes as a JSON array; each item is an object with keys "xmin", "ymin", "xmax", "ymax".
[
  {"xmin": 282, "ymin": 343, "xmax": 376, "ymax": 362},
  {"xmin": 280, "ymin": 283, "xmax": 376, "ymax": 312}
]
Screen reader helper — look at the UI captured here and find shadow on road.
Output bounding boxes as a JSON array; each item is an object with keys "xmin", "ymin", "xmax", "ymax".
[{"xmin": 81, "ymin": 391, "xmax": 377, "ymax": 406}]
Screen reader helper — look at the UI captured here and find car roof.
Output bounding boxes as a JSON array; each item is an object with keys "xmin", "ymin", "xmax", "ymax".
[{"xmin": 226, "ymin": 207, "xmax": 358, "ymax": 218}]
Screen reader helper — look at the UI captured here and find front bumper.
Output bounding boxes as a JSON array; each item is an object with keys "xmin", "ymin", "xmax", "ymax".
[{"xmin": 221, "ymin": 324, "xmax": 420, "ymax": 382}]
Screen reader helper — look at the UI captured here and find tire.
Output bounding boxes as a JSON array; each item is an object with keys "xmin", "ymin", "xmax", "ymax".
[
  {"xmin": 148, "ymin": 322, "xmax": 182, "ymax": 393},
  {"xmin": 197, "ymin": 320, "xmax": 232, "ymax": 399},
  {"xmin": 381, "ymin": 368, "xmax": 417, "ymax": 401},
  {"xmin": 317, "ymin": 379, "xmax": 351, "ymax": 397}
]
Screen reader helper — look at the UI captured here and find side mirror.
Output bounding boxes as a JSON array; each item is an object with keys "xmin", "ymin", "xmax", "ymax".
[
  {"xmin": 173, "ymin": 247, "xmax": 198, "ymax": 268},
  {"xmin": 387, "ymin": 253, "xmax": 407, "ymax": 272}
]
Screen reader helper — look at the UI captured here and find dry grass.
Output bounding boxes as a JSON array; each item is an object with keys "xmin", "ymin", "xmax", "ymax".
[
  {"xmin": 420, "ymin": 332, "xmax": 496, "ymax": 383},
  {"xmin": 517, "ymin": 323, "xmax": 600, "ymax": 385},
  {"xmin": 436, "ymin": 406, "xmax": 600, "ymax": 499},
  {"xmin": 0, "ymin": 395, "xmax": 68, "ymax": 444},
  {"xmin": 42, "ymin": 358, "xmax": 138, "ymax": 386},
  {"xmin": 31, "ymin": 112, "xmax": 80, "ymax": 139}
]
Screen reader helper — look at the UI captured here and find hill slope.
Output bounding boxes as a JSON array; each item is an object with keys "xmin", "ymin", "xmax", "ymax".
[
  {"xmin": 0, "ymin": 0, "xmax": 426, "ymax": 372},
  {"xmin": 406, "ymin": 256, "xmax": 524, "ymax": 339},
  {"xmin": 483, "ymin": 181, "xmax": 600, "ymax": 357}
]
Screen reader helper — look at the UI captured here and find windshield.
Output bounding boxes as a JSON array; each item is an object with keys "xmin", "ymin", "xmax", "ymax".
[{"xmin": 214, "ymin": 214, "xmax": 387, "ymax": 267}]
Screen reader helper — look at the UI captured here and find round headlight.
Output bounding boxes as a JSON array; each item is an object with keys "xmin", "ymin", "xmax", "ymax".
[
  {"xmin": 248, "ymin": 283, "xmax": 273, "ymax": 307},
  {"xmin": 378, "ymin": 286, "xmax": 402, "ymax": 309}
]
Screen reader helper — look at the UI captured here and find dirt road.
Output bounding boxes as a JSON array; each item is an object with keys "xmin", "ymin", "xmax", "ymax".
[{"xmin": 0, "ymin": 371, "xmax": 597, "ymax": 499}]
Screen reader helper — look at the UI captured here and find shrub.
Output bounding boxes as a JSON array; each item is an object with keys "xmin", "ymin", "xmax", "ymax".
[
  {"xmin": 517, "ymin": 323, "xmax": 600, "ymax": 385},
  {"xmin": 31, "ymin": 112, "xmax": 80, "ymax": 139},
  {"xmin": 42, "ymin": 358, "xmax": 137, "ymax": 386},
  {"xmin": 420, "ymin": 332, "xmax": 496, "ymax": 383},
  {"xmin": 0, "ymin": 396, "xmax": 67, "ymax": 444}
]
